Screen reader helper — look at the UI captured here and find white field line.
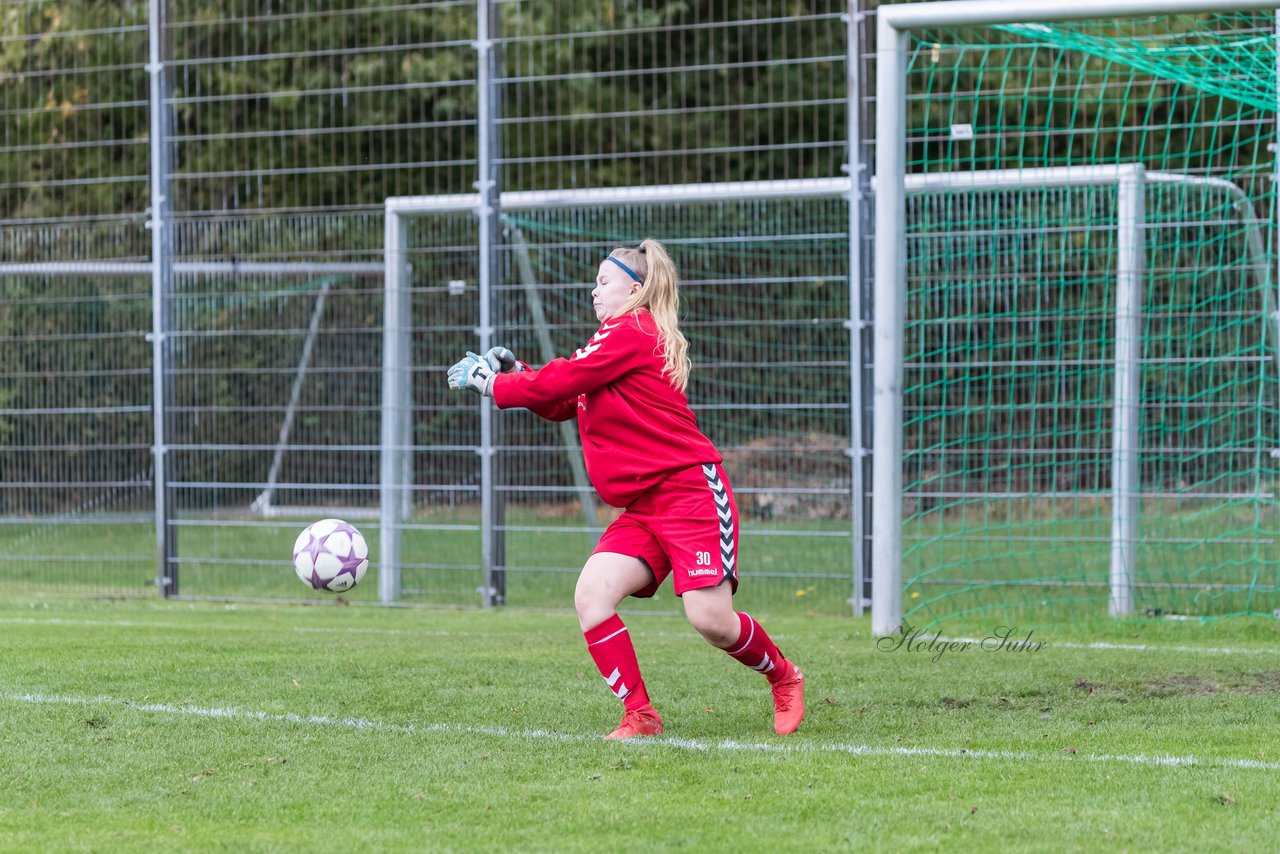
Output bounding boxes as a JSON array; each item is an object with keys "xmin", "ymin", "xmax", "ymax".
[{"xmin": 4, "ymin": 689, "xmax": 1278, "ymax": 772}]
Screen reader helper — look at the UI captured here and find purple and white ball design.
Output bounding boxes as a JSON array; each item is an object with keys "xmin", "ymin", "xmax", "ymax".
[{"xmin": 292, "ymin": 519, "xmax": 369, "ymax": 593}]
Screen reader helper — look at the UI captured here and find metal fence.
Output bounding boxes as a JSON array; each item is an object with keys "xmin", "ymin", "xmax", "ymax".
[
  {"xmin": 0, "ymin": 1, "xmax": 868, "ymax": 613},
  {"xmin": 4, "ymin": 2, "xmax": 1277, "ymax": 623}
]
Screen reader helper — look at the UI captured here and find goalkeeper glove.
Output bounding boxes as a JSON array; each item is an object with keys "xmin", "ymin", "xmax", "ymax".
[
  {"xmin": 447, "ymin": 351, "xmax": 496, "ymax": 396},
  {"xmin": 483, "ymin": 346, "xmax": 523, "ymax": 374}
]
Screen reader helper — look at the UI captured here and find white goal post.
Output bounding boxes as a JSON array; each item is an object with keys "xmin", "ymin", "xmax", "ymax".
[{"xmin": 872, "ymin": 0, "xmax": 1280, "ymax": 636}]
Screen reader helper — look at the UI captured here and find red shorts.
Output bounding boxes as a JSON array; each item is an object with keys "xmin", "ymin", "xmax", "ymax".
[{"xmin": 593, "ymin": 463, "xmax": 740, "ymax": 598}]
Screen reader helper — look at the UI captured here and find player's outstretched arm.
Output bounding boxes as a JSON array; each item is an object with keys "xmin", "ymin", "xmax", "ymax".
[
  {"xmin": 494, "ymin": 318, "xmax": 640, "ymax": 408},
  {"xmin": 448, "ymin": 349, "xmax": 576, "ymax": 420}
]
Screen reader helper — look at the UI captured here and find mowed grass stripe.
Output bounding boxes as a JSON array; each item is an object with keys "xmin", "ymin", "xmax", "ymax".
[
  {"xmin": 5, "ymin": 689, "xmax": 1279, "ymax": 773},
  {"xmin": 5, "ymin": 614, "xmax": 1278, "ymax": 656}
]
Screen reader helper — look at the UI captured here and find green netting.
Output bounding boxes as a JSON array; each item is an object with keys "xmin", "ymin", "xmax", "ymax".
[
  {"xmin": 900, "ymin": 11, "xmax": 1280, "ymax": 626},
  {"xmin": 996, "ymin": 14, "xmax": 1279, "ymax": 112}
]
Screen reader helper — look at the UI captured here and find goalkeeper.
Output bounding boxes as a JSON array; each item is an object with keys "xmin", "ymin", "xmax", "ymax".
[{"xmin": 448, "ymin": 238, "xmax": 804, "ymax": 740}]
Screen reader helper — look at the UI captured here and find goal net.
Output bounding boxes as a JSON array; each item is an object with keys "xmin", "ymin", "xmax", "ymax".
[{"xmin": 874, "ymin": 3, "xmax": 1280, "ymax": 631}]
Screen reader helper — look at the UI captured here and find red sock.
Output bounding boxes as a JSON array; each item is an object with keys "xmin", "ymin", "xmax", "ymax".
[
  {"xmin": 583, "ymin": 614, "xmax": 651, "ymax": 712},
  {"xmin": 725, "ymin": 612, "xmax": 789, "ymax": 685}
]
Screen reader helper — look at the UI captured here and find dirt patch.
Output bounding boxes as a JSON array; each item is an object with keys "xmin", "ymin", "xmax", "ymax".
[
  {"xmin": 1145, "ymin": 672, "xmax": 1280, "ymax": 697},
  {"xmin": 1146, "ymin": 675, "xmax": 1221, "ymax": 697}
]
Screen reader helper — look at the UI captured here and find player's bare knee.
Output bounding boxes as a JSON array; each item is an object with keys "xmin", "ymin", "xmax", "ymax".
[
  {"xmin": 693, "ymin": 621, "xmax": 734, "ymax": 647},
  {"xmin": 684, "ymin": 605, "xmax": 738, "ymax": 648},
  {"xmin": 574, "ymin": 580, "xmax": 611, "ymax": 629},
  {"xmin": 575, "ymin": 571, "xmax": 625, "ymax": 630},
  {"xmin": 681, "ymin": 584, "xmax": 737, "ymax": 647}
]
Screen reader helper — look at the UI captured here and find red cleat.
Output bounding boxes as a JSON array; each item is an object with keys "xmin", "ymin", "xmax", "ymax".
[
  {"xmin": 604, "ymin": 705, "xmax": 664, "ymax": 740},
  {"xmin": 771, "ymin": 663, "xmax": 805, "ymax": 735}
]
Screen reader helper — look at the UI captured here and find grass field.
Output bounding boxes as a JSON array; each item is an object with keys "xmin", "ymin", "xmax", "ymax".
[{"xmin": 3, "ymin": 596, "xmax": 1278, "ymax": 851}]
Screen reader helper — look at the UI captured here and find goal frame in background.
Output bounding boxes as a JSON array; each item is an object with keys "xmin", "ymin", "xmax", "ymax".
[
  {"xmin": 382, "ymin": 179, "xmax": 866, "ymax": 607},
  {"xmin": 872, "ymin": 0, "xmax": 1280, "ymax": 635}
]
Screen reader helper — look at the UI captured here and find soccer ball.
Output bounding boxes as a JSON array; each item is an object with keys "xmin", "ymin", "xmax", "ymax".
[{"xmin": 292, "ymin": 519, "xmax": 369, "ymax": 593}]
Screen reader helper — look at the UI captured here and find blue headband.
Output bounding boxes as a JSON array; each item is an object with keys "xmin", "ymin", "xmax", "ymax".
[{"xmin": 605, "ymin": 256, "xmax": 644, "ymax": 285}]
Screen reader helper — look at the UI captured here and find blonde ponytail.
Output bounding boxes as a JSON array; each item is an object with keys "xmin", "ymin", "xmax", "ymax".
[{"xmin": 609, "ymin": 239, "xmax": 690, "ymax": 393}]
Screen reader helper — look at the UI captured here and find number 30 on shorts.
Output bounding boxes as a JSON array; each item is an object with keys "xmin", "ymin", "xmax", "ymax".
[{"xmin": 695, "ymin": 551, "xmax": 711, "ymax": 566}]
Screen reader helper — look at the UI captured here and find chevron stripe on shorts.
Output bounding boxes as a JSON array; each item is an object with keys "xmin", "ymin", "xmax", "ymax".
[{"xmin": 702, "ymin": 463, "xmax": 737, "ymax": 578}]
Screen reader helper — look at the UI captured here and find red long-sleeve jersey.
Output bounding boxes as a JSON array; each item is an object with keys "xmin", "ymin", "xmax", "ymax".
[{"xmin": 491, "ymin": 310, "xmax": 722, "ymax": 508}]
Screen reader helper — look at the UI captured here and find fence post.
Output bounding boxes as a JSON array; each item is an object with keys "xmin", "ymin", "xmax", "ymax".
[
  {"xmin": 148, "ymin": 0, "xmax": 176, "ymax": 597},
  {"xmin": 846, "ymin": 0, "xmax": 873, "ymax": 618},
  {"xmin": 476, "ymin": 0, "xmax": 505, "ymax": 606}
]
